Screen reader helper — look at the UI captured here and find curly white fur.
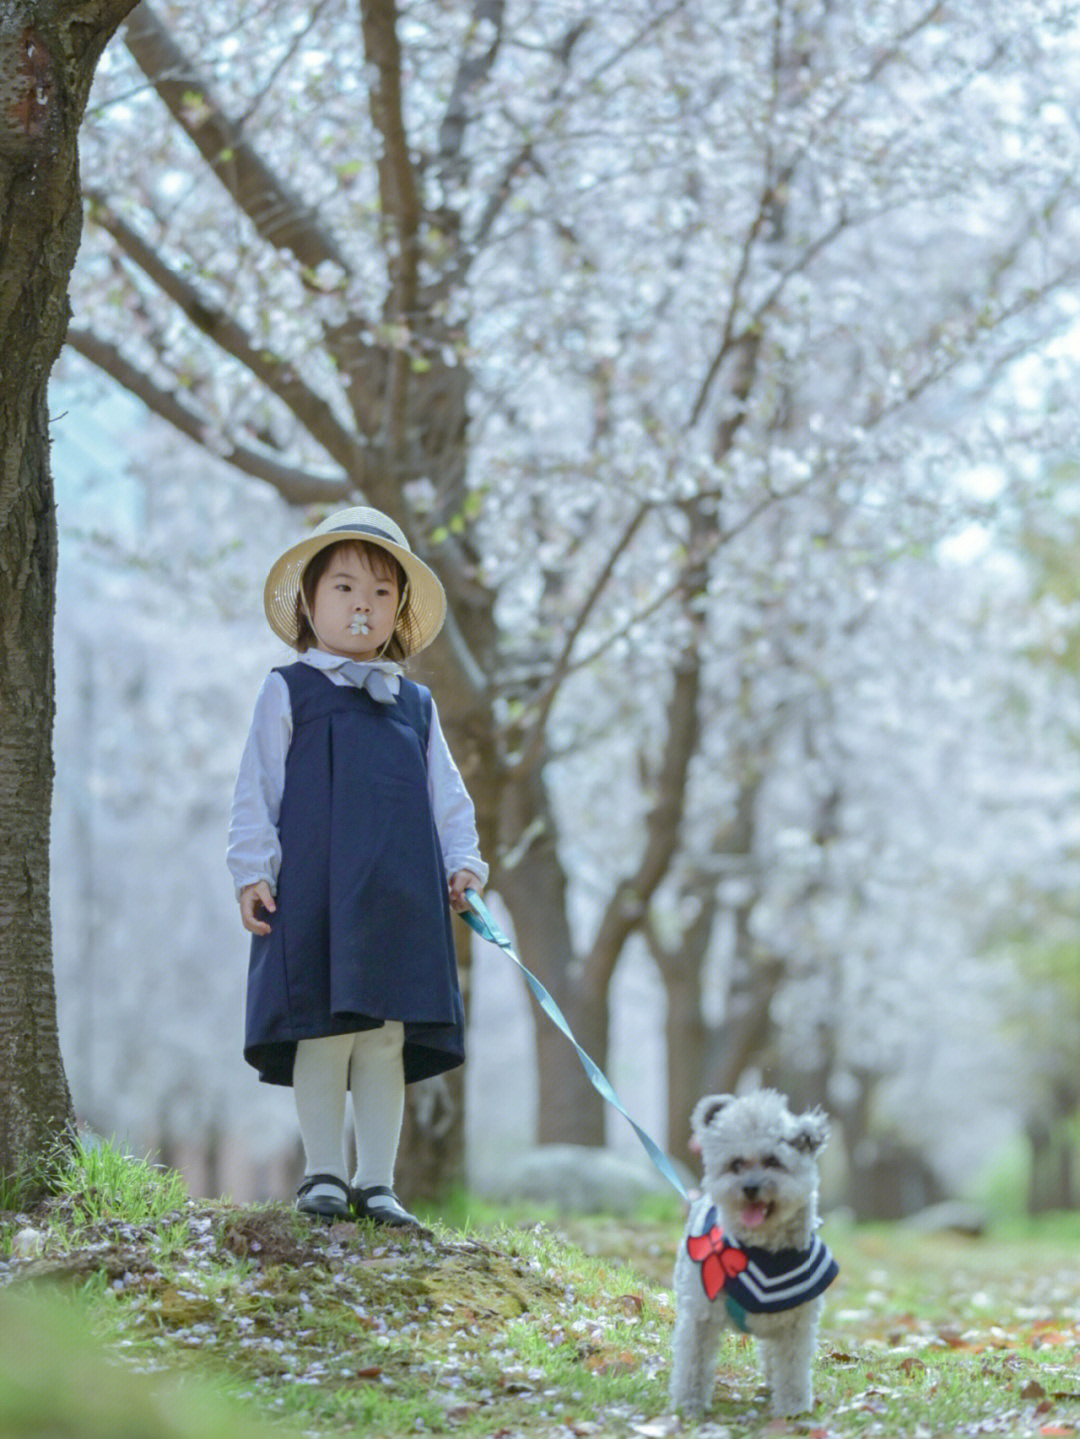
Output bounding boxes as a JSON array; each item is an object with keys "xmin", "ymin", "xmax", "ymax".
[{"xmin": 669, "ymin": 1088, "xmax": 831, "ymax": 1420}]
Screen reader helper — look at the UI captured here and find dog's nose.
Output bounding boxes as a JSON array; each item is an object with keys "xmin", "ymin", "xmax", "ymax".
[{"xmin": 742, "ymin": 1182, "xmax": 761, "ymax": 1201}]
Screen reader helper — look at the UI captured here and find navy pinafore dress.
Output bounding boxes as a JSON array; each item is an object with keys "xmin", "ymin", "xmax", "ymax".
[{"xmin": 243, "ymin": 663, "xmax": 465, "ymax": 1086}]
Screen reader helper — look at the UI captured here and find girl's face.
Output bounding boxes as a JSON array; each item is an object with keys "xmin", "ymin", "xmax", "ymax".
[{"xmin": 310, "ymin": 547, "xmax": 401, "ymax": 659}]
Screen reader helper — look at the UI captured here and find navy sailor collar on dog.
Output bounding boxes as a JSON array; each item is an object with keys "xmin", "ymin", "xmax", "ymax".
[{"xmin": 686, "ymin": 1201, "xmax": 839, "ymax": 1322}]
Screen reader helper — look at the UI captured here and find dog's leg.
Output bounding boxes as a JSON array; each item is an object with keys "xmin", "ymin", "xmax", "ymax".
[
  {"xmin": 669, "ymin": 1311, "xmax": 722, "ymax": 1417},
  {"xmin": 757, "ymin": 1334, "xmax": 777, "ymax": 1401},
  {"xmin": 766, "ymin": 1308, "xmax": 819, "ymax": 1418}
]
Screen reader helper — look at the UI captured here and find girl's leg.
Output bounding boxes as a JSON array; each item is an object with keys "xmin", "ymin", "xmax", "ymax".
[
  {"xmin": 293, "ymin": 1033, "xmax": 353, "ymax": 1210},
  {"xmin": 349, "ymin": 1022, "xmax": 410, "ymax": 1220}
]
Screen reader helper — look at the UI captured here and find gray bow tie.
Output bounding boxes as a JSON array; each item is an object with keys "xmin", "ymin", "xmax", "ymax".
[{"xmin": 340, "ymin": 661, "xmax": 399, "ymax": 704}]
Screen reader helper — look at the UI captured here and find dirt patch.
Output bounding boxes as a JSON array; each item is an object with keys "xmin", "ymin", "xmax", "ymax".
[{"xmin": 216, "ymin": 1206, "xmax": 325, "ymax": 1267}]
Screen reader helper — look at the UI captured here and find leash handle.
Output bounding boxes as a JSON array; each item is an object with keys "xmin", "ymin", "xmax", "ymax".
[{"xmin": 460, "ymin": 889, "xmax": 689, "ymax": 1202}]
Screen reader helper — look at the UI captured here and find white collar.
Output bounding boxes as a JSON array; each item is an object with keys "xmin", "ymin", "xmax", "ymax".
[
  {"xmin": 301, "ymin": 648, "xmax": 402, "ymax": 675},
  {"xmin": 300, "ymin": 648, "xmax": 403, "ymax": 699}
]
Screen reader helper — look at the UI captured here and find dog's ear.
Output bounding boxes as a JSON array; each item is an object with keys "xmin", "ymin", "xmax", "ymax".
[
  {"xmin": 790, "ymin": 1106, "xmax": 829, "ymax": 1155},
  {"xmin": 690, "ymin": 1094, "xmax": 734, "ymax": 1136}
]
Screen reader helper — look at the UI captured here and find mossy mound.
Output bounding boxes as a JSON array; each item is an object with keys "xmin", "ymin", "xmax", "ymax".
[{"xmin": 1, "ymin": 1199, "xmax": 671, "ymax": 1437}]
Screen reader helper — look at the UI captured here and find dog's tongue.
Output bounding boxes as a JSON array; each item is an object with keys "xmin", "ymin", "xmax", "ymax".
[{"xmin": 741, "ymin": 1202, "xmax": 770, "ymax": 1229}]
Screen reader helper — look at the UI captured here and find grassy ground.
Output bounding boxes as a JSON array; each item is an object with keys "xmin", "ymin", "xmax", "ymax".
[{"xmin": 1, "ymin": 1142, "xmax": 1078, "ymax": 1438}]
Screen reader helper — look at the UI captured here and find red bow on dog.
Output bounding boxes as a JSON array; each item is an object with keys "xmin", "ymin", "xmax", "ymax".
[{"xmin": 687, "ymin": 1224, "xmax": 748, "ymax": 1301}]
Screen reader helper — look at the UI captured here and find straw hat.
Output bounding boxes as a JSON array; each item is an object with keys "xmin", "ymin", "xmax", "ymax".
[{"xmin": 263, "ymin": 506, "xmax": 447, "ymax": 654}]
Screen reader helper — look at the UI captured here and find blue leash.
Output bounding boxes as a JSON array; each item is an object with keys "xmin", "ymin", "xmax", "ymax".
[{"xmin": 460, "ymin": 890, "xmax": 689, "ymax": 1202}]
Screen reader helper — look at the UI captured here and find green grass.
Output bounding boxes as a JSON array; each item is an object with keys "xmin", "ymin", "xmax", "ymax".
[
  {"xmin": 1, "ymin": 1133, "xmax": 187, "ymax": 1240},
  {"xmin": 0, "ymin": 1170, "xmax": 35, "ymax": 1214},
  {"xmin": 416, "ymin": 1183, "xmax": 686, "ymax": 1237},
  {"xmin": 52, "ymin": 1134, "xmax": 189, "ymax": 1226},
  {"xmin": 1, "ymin": 1161, "xmax": 1079, "ymax": 1437}
]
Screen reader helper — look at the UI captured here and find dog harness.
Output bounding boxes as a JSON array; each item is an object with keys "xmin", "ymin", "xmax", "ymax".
[{"xmin": 686, "ymin": 1202, "xmax": 838, "ymax": 1332}]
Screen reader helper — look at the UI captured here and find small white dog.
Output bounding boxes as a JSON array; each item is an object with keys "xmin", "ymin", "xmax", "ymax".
[{"xmin": 669, "ymin": 1089, "xmax": 838, "ymax": 1419}]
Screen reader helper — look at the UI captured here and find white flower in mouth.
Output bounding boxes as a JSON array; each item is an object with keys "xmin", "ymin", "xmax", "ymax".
[{"xmin": 349, "ymin": 615, "xmax": 371, "ymax": 635}]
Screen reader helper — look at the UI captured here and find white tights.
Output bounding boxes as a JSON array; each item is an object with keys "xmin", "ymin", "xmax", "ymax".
[{"xmin": 293, "ymin": 1023, "xmax": 405, "ymax": 1191}]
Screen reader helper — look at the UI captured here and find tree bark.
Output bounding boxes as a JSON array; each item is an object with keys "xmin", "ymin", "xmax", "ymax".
[
  {"xmin": 0, "ymin": 0, "xmax": 136, "ymax": 1191},
  {"xmin": 1027, "ymin": 1080, "xmax": 1078, "ymax": 1214},
  {"xmin": 662, "ymin": 965, "xmax": 710, "ymax": 1162},
  {"xmin": 1027, "ymin": 1121, "xmax": 1074, "ymax": 1214},
  {"xmin": 495, "ymin": 757, "xmax": 594, "ymax": 1142},
  {"xmin": 649, "ymin": 885, "xmax": 718, "ymax": 1158}
]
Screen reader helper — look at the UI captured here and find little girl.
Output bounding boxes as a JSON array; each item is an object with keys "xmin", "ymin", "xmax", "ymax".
[{"xmin": 227, "ymin": 506, "xmax": 487, "ymax": 1226}]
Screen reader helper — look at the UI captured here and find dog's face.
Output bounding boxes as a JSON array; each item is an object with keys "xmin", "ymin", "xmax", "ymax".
[{"xmin": 690, "ymin": 1089, "xmax": 828, "ymax": 1249}]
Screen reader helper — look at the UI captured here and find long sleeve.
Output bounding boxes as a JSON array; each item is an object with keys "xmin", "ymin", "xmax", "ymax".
[
  {"xmin": 226, "ymin": 672, "xmax": 292, "ymax": 897},
  {"xmin": 426, "ymin": 699, "xmax": 488, "ymax": 886}
]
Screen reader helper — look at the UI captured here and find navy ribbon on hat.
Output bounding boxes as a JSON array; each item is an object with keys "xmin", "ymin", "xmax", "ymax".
[{"xmin": 330, "ymin": 522, "xmax": 400, "ymax": 545}]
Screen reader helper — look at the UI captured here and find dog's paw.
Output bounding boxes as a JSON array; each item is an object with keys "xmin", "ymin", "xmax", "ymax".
[
  {"xmin": 769, "ymin": 1391, "xmax": 814, "ymax": 1419},
  {"xmin": 668, "ymin": 1386, "xmax": 707, "ymax": 1419}
]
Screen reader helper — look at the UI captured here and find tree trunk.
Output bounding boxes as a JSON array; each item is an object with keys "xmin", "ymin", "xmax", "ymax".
[
  {"xmin": 708, "ymin": 769, "xmax": 781, "ymax": 1094},
  {"xmin": 1027, "ymin": 1084, "xmax": 1078, "ymax": 1215},
  {"xmin": 496, "ymin": 762, "xmax": 606, "ymax": 1143},
  {"xmin": 663, "ymin": 967, "xmax": 709, "ymax": 1162},
  {"xmin": 397, "ymin": 1071, "xmax": 464, "ymax": 1200},
  {"xmin": 712, "ymin": 949, "xmax": 786, "ymax": 1093},
  {"xmin": 400, "ymin": 588, "xmax": 495, "ymax": 1196},
  {"xmin": 652, "ymin": 768, "xmax": 776, "ymax": 1140},
  {"xmin": 649, "ymin": 881, "xmax": 721, "ymax": 1158},
  {"xmin": 0, "ymin": 1, "xmax": 136, "ymax": 1191}
]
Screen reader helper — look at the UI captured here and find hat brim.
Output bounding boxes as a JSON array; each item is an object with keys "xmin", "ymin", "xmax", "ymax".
[{"xmin": 264, "ymin": 527, "xmax": 447, "ymax": 654}]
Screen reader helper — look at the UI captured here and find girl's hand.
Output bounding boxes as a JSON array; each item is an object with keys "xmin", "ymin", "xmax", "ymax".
[
  {"xmin": 240, "ymin": 880, "xmax": 276, "ymax": 935},
  {"xmin": 448, "ymin": 870, "xmax": 483, "ymax": 914}
]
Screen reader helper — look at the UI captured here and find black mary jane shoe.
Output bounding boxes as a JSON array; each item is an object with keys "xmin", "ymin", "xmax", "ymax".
[
  {"xmin": 352, "ymin": 1184, "xmax": 424, "ymax": 1230},
  {"xmin": 295, "ymin": 1173, "xmax": 352, "ymax": 1221}
]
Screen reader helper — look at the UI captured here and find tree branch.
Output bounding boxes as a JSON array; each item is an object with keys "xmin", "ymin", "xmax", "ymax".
[
  {"xmin": 122, "ymin": 2, "xmax": 350, "ymax": 276},
  {"xmin": 436, "ymin": 0, "xmax": 506, "ymax": 200},
  {"xmin": 359, "ymin": 0, "xmax": 422, "ymax": 467},
  {"xmin": 687, "ymin": 177, "xmax": 774, "ymax": 433},
  {"xmin": 453, "ymin": 15, "xmax": 589, "ymax": 284},
  {"xmin": 507, "ymin": 498, "xmax": 655, "ymax": 778},
  {"xmin": 643, "ymin": 879, "xmax": 720, "ymax": 983},
  {"xmin": 576, "ymin": 0, "xmax": 686, "ymax": 89},
  {"xmin": 547, "ymin": 475, "xmax": 818, "ymax": 684},
  {"xmin": 570, "ymin": 495, "xmax": 717, "ymax": 996},
  {"xmin": 66, "ymin": 328, "xmax": 350, "ymax": 506},
  {"xmin": 688, "ymin": 0, "xmax": 951, "ymax": 440},
  {"xmin": 461, "ymin": 140, "xmax": 535, "ymax": 263},
  {"xmin": 234, "ymin": 0, "xmax": 339, "ymax": 130},
  {"xmin": 584, "ymin": 620, "xmax": 704, "ymax": 997},
  {"xmin": 83, "ymin": 192, "xmax": 364, "ymax": 479},
  {"xmin": 97, "ymin": 0, "xmax": 141, "ymax": 26}
]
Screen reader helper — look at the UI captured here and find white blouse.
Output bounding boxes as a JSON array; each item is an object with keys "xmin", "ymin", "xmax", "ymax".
[{"xmin": 227, "ymin": 648, "xmax": 488, "ymax": 898}]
